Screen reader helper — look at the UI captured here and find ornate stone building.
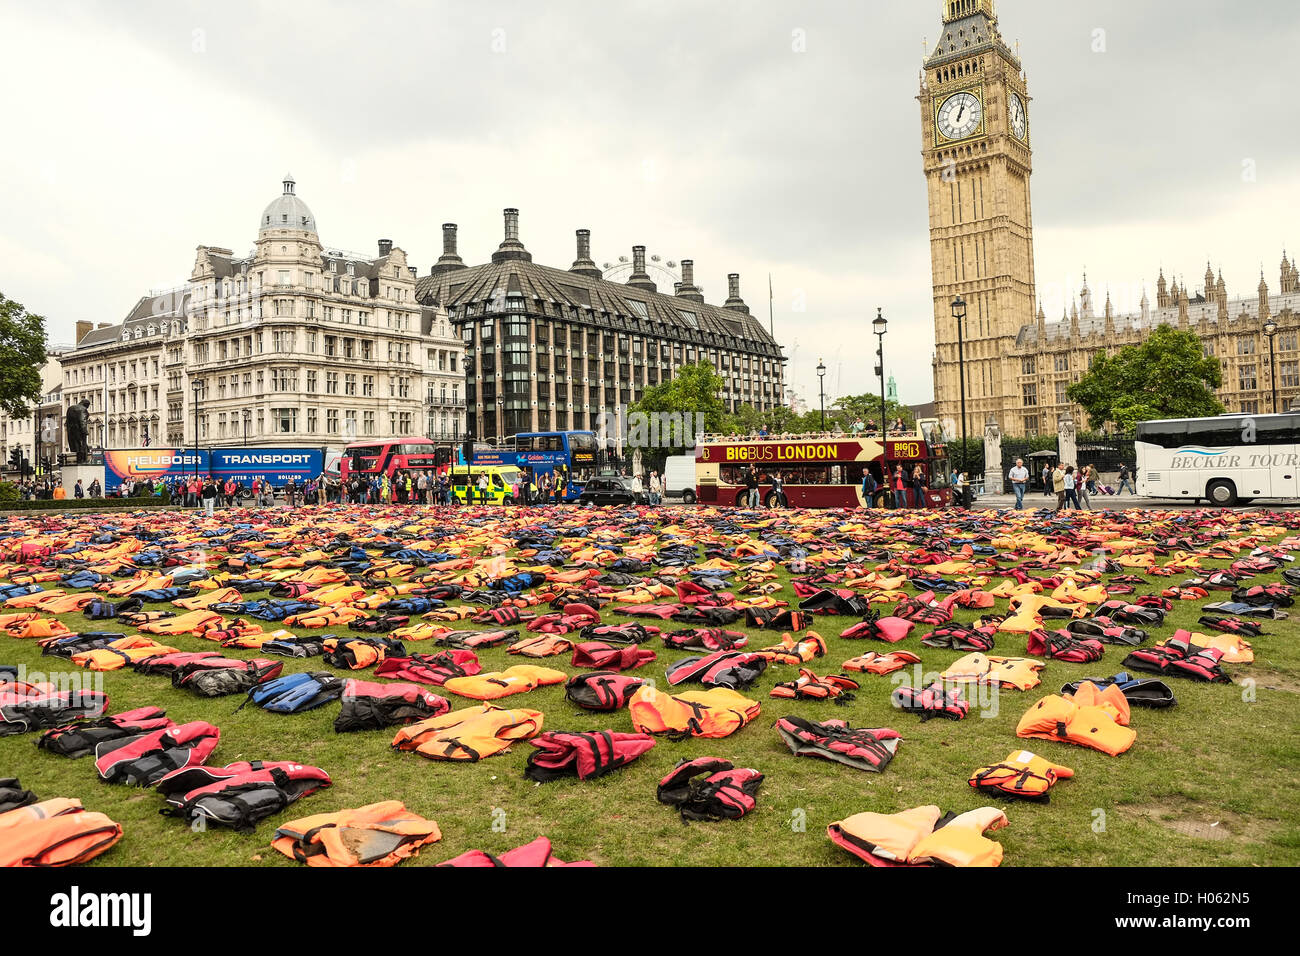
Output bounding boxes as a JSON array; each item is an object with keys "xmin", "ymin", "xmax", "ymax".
[
  {"xmin": 919, "ymin": 1, "xmax": 1297, "ymax": 435},
  {"xmin": 1020, "ymin": 259, "xmax": 1300, "ymax": 430},
  {"xmin": 60, "ymin": 175, "xmax": 466, "ymax": 451},
  {"xmin": 415, "ymin": 209, "xmax": 786, "ymax": 442}
]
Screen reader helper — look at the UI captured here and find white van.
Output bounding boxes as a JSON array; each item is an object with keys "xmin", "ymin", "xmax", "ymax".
[{"xmin": 663, "ymin": 455, "xmax": 698, "ymax": 503}]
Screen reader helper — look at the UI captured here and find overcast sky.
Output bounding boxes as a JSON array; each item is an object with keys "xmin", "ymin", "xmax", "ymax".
[{"xmin": 1, "ymin": 0, "xmax": 1295, "ymax": 409}]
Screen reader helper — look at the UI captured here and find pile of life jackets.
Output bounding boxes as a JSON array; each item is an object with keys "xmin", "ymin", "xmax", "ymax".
[
  {"xmin": 1122, "ymin": 635, "xmax": 1233, "ymax": 683},
  {"xmin": 0, "ymin": 797, "xmax": 123, "ymax": 867},
  {"xmin": 656, "ymin": 757, "xmax": 763, "ymax": 822},
  {"xmin": 774, "ymin": 716, "xmax": 901, "ymax": 772},
  {"xmin": 95, "ymin": 721, "xmax": 222, "ymax": 786},
  {"xmin": 272, "ymin": 801, "xmax": 441, "ymax": 867},
  {"xmin": 827, "ymin": 805, "xmax": 1008, "ymax": 867},
  {"xmin": 38, "ymin": 706, "xmax": 173, "ymax": 758},
  {"xmin": 0, "ymin": 684, "xmax": 108, "ymax": 736}
]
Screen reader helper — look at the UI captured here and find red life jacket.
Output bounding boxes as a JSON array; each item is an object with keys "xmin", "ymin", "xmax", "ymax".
[
  {"xmin": 921, "ymin": 623, "xmax": 996, "ymax": 651},
  {"xmin": 334, "ymin": 679, "xmax": 450, "ymax": 732},
  {"xmin": 840, "ymin": 616, "xmax": 915, "ymax": 643},
  {"xmin": 1122, "ymin": 637, "xmax": 1231, "ymax": 683},
  {"xmin": 565, "ymin": 671, "xmax": 647, "ymax": 710},
  {"xmin": 1026, "ymin": 629, "xmax": 1104, "ymax": 664},
  {"xmin": 891, "ymin": 682, "xmax": 969, "ymax": 721},
  {"xmin": 524, "ymin": 730, "xmax": 656, "ymax": 781},
  {"xmin": 437, "ymin": 836, "xmax": 593, "ymax": 867},
  {"xmin": 661, "ymin": 628, "xmax": 748, "ymax": 651},
  {"xmin": 666, "ymin": 651, "xmax": 768, "ymax": 690},
  {"xmin": 374, "ymin": 650, "xmax": 481, "ymax": 686},
  {"xmin": 656, "ymin": 757, "xmax": 763, "ymax": 821},
  {"xmin": 570, "ymin": 642, "xmax": 657, "ymax": 671},
  {"xmin": 156, "ymin": 760, "xmax": 331, "ymax": 831},
  {"xmin": 94, "ymin": 721, "xmax": 221, "ymax": 786},
  {"xmin": 37, "ymin": 707, "xmax": 172, "ymax": 758}
]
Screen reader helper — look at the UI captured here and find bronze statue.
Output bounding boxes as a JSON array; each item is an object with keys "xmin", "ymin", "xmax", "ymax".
[{"xmin": 66, "ymin": 399, "xmax": 91, "ymax": 464}]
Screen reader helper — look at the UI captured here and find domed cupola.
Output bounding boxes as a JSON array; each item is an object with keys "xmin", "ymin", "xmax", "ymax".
[{"xmin": 259, "ymin": 173, "xmax": 317, "ymax": 235}]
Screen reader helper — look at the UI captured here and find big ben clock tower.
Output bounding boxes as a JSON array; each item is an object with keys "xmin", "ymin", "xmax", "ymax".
[{"xmin": 921, "ymin": 0, "xmax": 1037, "ymax": 438}]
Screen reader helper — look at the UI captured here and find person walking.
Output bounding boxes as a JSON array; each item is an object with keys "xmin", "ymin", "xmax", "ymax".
[
  {"xmin": 201, "ymin": 478, "xmax": 217, "ymax": 517},
  {"xmin": 88, "ymin": 478, "xmax": 101, "ymax": 498},
  {"xmin": 1116, "ymin": 463, "xmax": 1136, "ymax": 496},
  {"xmin": 955, "ymin": 471, "xmax": 969, "ymax": 508},
  {"xmin": 1042, "ymin": 463, "xmax": 1053, "ymax": 498},
  {"xmin": 1008, "ymin": 458, "xmax": 1029, "ymax": 510},
  {"xmin": 1077, "ymin": 466, "xmax": 1094, "ymax": 511},
  {"xmin": 1052, "ymin": 463, "xmax": 1067, "ymax": 511},
  {"xmin": 1063, "ymin": 465, "xmax": 1081, "ymax": 510}
]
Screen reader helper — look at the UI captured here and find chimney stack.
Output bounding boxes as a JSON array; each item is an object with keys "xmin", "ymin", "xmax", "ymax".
[
  {"xmin": 75, "ymin": 321, "xmax": 92, "ymax": 345},
  {"xmin": 569, "ymin": 228, "xmax": 602, "ymax": 279},
  {"xmin": 492, "ymin": 207, "xmax": 532, "ymax": 263},
  {"xmin": 723, "ymin": 273, "xmax": 750, "ymax": 313},
  {"xmin": 675, "ymin": 259, "xmax": 705, "ymax": 304},
  {"xmin": 626, "ymin": 245, "xmax": 657, "ymax": 293},
  {"xmin": 431, "ymin": 223, "xmax": 467, "ymax": 276},
  {"xmin": 378, "ymin": 239, "xmax": 393, "ymax": 256}
]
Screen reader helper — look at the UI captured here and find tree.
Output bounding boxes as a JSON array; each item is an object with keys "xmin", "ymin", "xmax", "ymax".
[
  {"xmin": 0, "ymin": 293, "xmax": 48, "ymax": 419},
  {"xmin": 627, "ymin": 362, "xmax": 728, "ymax": 469},
  {"xmin": 1067, "ymin": 324, "xmax": 1223, "ymax": 431}
]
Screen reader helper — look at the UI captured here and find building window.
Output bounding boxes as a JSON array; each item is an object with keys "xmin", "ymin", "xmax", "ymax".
[
  {"xmin": 364, "ymin": 411, "xmax": 375, "ymax": 435},
  {"xmin": 1241, "ymin": 401, "xmax": 1259, "ymax": 414},
  {"xmin": 1055, "ymin": 381, "xmax": 1068, "ymax": 405},
  {"xmin": 306, "ymin": 408, "xmax": 317, "ymax": 433},
  {"xmin": 1239, "ymin": 365, "xmax": 1257, "ymax": 391},
  {"xmin": 1238, "ymin": 337, "xmax": 1257, "ymax": 355},
  {"xmin": 326, "ymin": 409, "xmax": 339, "ymax": 434},
  {"xmin": 326, "ymin": 372, "xmax": 339, "ymax": 394},
  {"xmin": 1280, "ymin": 331, "xmax": 1297, "ymax": 352},
  {"xmin": 345, "ymin": 374, "xmax": 357, "ymax": 396},
  {"xmin": 1022, "ymin": 383, "xmax": 1038, "ymax": 407},
  {"xmin": 273, "ymin": 408, "xmax": 297, "ymax": 433},
  {"xmin": 1021, "ymin": 357, "xmax": 1036, "ymax": 375},
  {"xmin": 1282, "ymin": 362, "xmax": 1300, "ymax": 389},
  {"xmin": 1023, "ymin": 415, "xmax": 1040, "ymax": 435},
  {"xmin": 1053, "ymin": 354, "xmax": 1069, "ymax": 372}
]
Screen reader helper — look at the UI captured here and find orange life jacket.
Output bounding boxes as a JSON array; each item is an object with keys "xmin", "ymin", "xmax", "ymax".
[
  {"xmin": 442, "ymin": 665, "xmax": 566, "ymax": 700},
  {"xmin": 1015, "ymin": 684, "xmax": 1136, "ymax": 756},
  {"xmin": 827, "ymin": 805, "xmax": 1007, "ymax": 867},
  {"xmin": 138, "ymin": 609, "xmax": 225, "ymax": 636},
  {"xmin": 0, "ymin": 798, "xmax": 122, "ymax": 866},
  {"xmin": 969, "ymin": 750, "xmax": 1075, "ymax": 801},
  {"xmin": 629, "ymin": 686, "xmax": 760, "ymax": 739},
  {"xmin": 391, "ymin": 704, "xmax": 544, "ymax": 761},
  {"xmin": 271, "ymin": 800, "xmax": 441, "ymax": 867}
]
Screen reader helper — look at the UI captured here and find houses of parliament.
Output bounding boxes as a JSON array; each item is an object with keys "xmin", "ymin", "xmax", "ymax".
[{"xmin": 920, "ymin": 0, "xmax": 1299, "ymax": 437}]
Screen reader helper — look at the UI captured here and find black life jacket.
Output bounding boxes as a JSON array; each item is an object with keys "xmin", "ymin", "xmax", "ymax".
[
  {"xmin": 666, "ymin": 651, "xmax": 767, "ymax": 690},
  {"xmin": 0, "ymin": 778, "xmax": 38, "ymax": 814},
  {"xmin": 774, "ymin": 716, "xmax": 902, "ymax": 772},
  {"xmin": 157, "ymin": 761, "xmax": 331, "ymax": 831},
  {"xmin": 1066, "ymin": 618, "xmax": 1146, "ymax": 646},
  {"xmin": 564, "ymin": 671, "xmax": 647, "ymax": 711},
  {"xmin": 1060, "ymin": 672, "xmax": 1177, "ymax": 708},
  {"xmin": 1096, "ymin": 601, "xmax": 1166, "ymax": 626},
  {"xmin": 94, "ymin": 721, "xmax": 221, "ymax": 786},
  {"xmin": 579, "ymin": 622, "xmax": 654, "ymax": 645},
  {"xmin": 798, "ymin": 589, "xmax": 874, "ymax": 617},
  {"xmin": 333, "ymin": 679, "xmax": 450, "ymax": 733},
  {"xmin": 674, "ymin": 606, "xmax": 745, "ymax": 626},
  {"xmin": 1232, "ymin": 584, "xmax": 1294, "ymax": 607},
  {"xmin": 656, "ymin": 757, "xmax": 763, "ymax": 821},
  {"xmin": 0, "ymin": 689, "xmax": 109, "ymax": 737},
  {"xmin": 172, "ymin": 659, "xmax": 284, "ymax": 697},
  {"xmin": 524, "ymin": 730, "xmax": 656, "ymax": 782},
  {"xmin": 37, "ymin": 707, "xmax": 172, "ymax": 758},
  {"xmin": 261, "ymin": 635, "xmax": 328, "ymax": 657}
]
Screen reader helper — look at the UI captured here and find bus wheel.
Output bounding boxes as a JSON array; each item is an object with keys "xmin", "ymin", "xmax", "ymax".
[
  {"xmin": 735, "ymin": 492, "xmax": 747, "ymax": 508},
  {"xmin": 765, "ymin": 492, "xmax": 785, "ymax": 509},
  {"xmin": 1206, "ymin": 480, "xmax": 1238, "ymax": 507},
  {"xmin": 681, "ymin": 489, "xmax": 696, "ymax": 504}
]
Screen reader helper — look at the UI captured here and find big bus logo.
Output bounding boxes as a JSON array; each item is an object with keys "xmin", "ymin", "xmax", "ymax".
[{"xmin": 891, "ymin": 442, "xmax": 922, "ymax": 459}]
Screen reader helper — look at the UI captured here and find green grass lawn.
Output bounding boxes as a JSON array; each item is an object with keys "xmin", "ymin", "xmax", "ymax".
[{"xmin": 3, "ymin": 505, "xmax": 1300, "ymax": 867}]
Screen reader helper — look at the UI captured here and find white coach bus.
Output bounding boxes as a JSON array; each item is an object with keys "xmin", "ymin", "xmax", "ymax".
[{"xmin": 1135, "ymin": 413, "xmax": 1300, "ymax": 507}]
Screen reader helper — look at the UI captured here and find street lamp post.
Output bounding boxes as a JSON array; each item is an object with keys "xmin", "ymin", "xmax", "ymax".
[
  {"xmin": 191, "ymin": 380, "xmax": 202, "ymax": 481},
  {"xmin": 242, "ymin": 409, "xmax": 251, "ymax": 446},
  {"xmin": 816, "ymin": 360, "xmax": 826, "ymax": 431},
  {"xmin": 873, "ymin": 309, "xmax": 888, "ymax": 434},
  {"xmin": 1263, "ymin": 321, "xmax": 1279, "ymax": 413},
  {"xmin": 951, "ymin": 294, "xmax": 968, "ymax": 481}
]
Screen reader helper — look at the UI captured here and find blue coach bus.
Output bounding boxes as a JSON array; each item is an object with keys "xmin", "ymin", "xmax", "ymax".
[{"xmin": 461, "ymin": 430, "xmax": 600, "ymax": 500}]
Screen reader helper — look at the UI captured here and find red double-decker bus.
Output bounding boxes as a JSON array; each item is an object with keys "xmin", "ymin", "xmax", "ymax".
[
  {"xmin": 693, "ymin": 427, "xmax": 951, "ymax": 509},
  {"xmin": 339, "ymin": 438, "xmax": 452, "ymax": 482}
]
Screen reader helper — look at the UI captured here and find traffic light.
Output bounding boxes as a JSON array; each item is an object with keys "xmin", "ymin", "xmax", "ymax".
[
  {"xmin": 462, "ymin": 433, "xmax": 475, "ymax": 468},
  {"xmin": 8, "ymin": 448, "xmax": 20, "ymax": 471}
]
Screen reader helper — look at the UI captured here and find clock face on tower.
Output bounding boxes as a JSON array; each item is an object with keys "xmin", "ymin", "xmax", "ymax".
[
  {"xmin": 936, "ymin": 90, "xmax": 984, "ymax": 141},
  {"xmin": 1008, "ymin": 92, "xmax": 1028, "ymax": 140}
]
